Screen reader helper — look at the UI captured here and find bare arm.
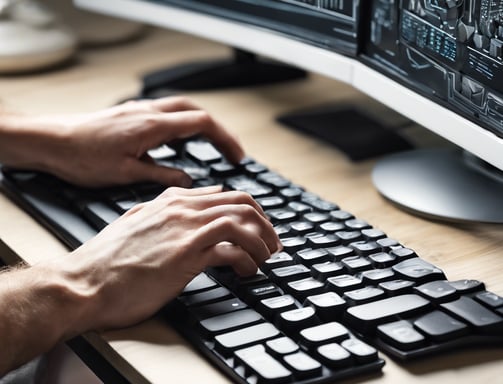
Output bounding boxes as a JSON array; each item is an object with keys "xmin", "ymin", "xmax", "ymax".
[{"xmin": 0, "ymin": 186, "xmax": 281, "ymax": 376}]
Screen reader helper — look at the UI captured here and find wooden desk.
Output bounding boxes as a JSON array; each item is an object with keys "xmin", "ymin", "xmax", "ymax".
[{"xmin": 0, "ymin": 28, "xmax": 502, "ymax": 384}]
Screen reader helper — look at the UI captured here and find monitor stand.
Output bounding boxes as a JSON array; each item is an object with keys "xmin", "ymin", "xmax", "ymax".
[
  {"xmin": 372, "ymin": 148, "xmax": 503, "ymax": 224},
  {"xmin": 138, "ymin": 48, "xmax": 307, "ymax": 98}
]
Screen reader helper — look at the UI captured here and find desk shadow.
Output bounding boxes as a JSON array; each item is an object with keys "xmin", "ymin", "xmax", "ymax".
[{"xmin": 389, "ymin": 347, "xmax": 503, "ymax": 376}]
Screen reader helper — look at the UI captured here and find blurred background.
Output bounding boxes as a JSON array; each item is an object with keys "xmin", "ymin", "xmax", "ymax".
[{"xmin": 0, "ymin": 0, "xmax": 144, "ymax": 74}]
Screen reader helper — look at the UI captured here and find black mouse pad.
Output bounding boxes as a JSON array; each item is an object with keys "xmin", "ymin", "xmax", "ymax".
[{"xmin": 277, "ymin": 105, "xmax": 414, "ymax": 161}]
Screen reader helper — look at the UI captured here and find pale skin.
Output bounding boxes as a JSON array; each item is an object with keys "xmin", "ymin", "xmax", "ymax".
[{"xmin": 0, "ymin": 97, "xmax": 281, "ymax": 375}]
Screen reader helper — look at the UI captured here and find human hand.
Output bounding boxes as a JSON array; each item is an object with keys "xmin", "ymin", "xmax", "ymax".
[
  {"xmin": 50, "ymin": 186, "xmax": 281, "ymax": 334},
  {"xmin": 0, "ymin": 97, "xmax": 244, "ymax": 187}
]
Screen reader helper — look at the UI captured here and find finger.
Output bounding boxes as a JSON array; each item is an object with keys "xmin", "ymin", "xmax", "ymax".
[
  {"xmin": 156, "ymin": 185, "xmax": 223, "ymax": 199},
  {"xmin": 196, "ymin": 213, "xmax": 277, "ymax": 265},
  {"xmin": 146, "ymin": 110, "xmax": 245, "ymax": 164},
  {"xmin": 186, "ymin": 190, "xmax": 268, "ymax": 221},
  {"xmin": 125, "ymin": 159, "xmax": 193, "ymax": 187},
  {"xmin": 150, "ymin": 96, "xmax": 202, "ymax": 113},
  {"xmin": 204, "ymin": 243, "xmax": 258, "ymax": 277},
  {"xmin": 195, "ymin": 216, "xmax": 272, "ymax": 267},
  {"xmin": 197, "ymin": 206, "xmax": 279, "ymax": 255}
]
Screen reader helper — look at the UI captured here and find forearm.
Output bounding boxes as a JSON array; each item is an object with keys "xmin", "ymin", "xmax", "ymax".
[
  {"xmin": 0, "ymin": 263, "xmax": 92, "ymax": 375},
  {"xmin": 0, "ymin": 112, "xmax": 69, "ymax": 172}
]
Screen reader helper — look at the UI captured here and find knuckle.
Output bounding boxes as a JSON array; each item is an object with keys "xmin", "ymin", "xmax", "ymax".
[
  {"xmin": 172, "ymin": 96, "xmax": 194, "ymax": 109},
  {"xmin": 214, "ymin": 216, "xmax": 235, "ymax": 231},
  {"xmin": 193, "ymin": 110, "xmax": 213, "ymax": 127}
]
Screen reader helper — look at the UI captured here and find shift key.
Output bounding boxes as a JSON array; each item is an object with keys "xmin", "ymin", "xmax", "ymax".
[
  {"xmin": 345, "ymin": 294, "xmax": 430, "ymax": 333},
  {"xmin": 215, "ymin": 323, "xmax": 281, "ymax": 356}
]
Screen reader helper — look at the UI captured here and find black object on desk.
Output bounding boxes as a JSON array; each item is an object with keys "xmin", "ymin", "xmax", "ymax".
[{"xmin": 277, "ymin": 104, "xmax": 414, "ymax": 161}]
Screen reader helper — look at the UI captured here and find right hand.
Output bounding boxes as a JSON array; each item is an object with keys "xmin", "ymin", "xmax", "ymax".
[{"xmin": 51, "ymin": 186, "xmax": 281, "ymax": 336}]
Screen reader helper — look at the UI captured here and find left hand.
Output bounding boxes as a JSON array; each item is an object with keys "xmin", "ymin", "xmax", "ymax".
[{"xmin": 0, "ymin": 96, "xmax": 244, "ymax": 187}]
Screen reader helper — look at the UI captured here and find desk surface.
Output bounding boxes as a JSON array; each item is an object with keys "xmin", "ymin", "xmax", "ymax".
[{"xmin": 0, "ymin": 28, "xmax": 502, "ymax": 384}]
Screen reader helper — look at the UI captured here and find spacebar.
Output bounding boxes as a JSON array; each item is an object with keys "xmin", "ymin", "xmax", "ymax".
[{"xmin": 345, "ymin": 294, "xmax": 430, "ymax": 333}]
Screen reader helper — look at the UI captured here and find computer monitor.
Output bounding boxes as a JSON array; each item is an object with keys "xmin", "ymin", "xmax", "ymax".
[{"xmin": 74, "ymin": 0, "xmax": 503, "ymax": 223}]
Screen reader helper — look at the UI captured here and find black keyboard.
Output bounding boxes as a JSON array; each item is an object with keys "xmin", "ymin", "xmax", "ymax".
[{"xmin": 2, "ymin": 138, "xmax": 503, "ymax": 384}]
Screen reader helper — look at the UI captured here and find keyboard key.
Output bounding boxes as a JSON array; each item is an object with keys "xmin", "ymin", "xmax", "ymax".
[
  {"xmin": 302, "ymin": 196, "xmax": 338, "ymax": 212},
  {"xmin": 346, "ymin": 294, "xmax": 430, "ymax": 332},
  {"xmin": 307, "ymin": 234, "xmax": 340, "ymax": 248},
  {"xmin": 266, "ymin": 336, "xmax": 299, "ymax": 356},
  {"xmin": 185, "ymin": 141, "xmax": 222, "ymax": 164},
  {"xmin": 379, "ymin": 279, "xmax": 415, "ymax": 296},
  {"xmin": 147, "ymin": 144, "xmax": 177, "ymax": 159},
  {"xmin": 199, "ymin": 309, "xmax": 263, "ymax": 337},
  {"xmin": 190, "ymin": 297, "xmax": 248, "ymax": 320},
  {"xmin": 475, "ymin": 291, "xmax": 503, "ymax": 309},
  {"xmin": 325, "ymin": 274, "xmax": 363, "ymax": 294},
  {"xmin": 413, "ymin": 310, "xmax": 469, "ymax": 342},
  {"xmin": 335, "ymin": 230, "xmax": 363, "ymax": 245},
  {"xmin": 362, "ymin": 228, "xmax": 386, "ymax": 240},
  {"xmin": 276, "ymin": 307, "xmax": 320, "ymax": 334},
  {"xmin": 279, "ymin": 186, "xmax": 304, "ymax": 200},
  {"xmin": 414, "ymin": 280, "xmax": 458, "ymax": 303},
  {"xmin": 449, "ymin": 279, "xmax": 485, "ymax": 294},
  {"xmin": 258, "ymin": 295, "xmax": 297, "ymax": 319},
  {"xmin": 267, "ymin": 208, "xmax": 298, "ymax": 224},
  {"xmin": 260, "ymin": 252, "xmax": 294, "ymax": 273},
  {"xmin": 281, "ymin": 236, "xmax": 308, "ymax": 254},
  {"xmin": 310, "ymin": 261, "xmax": 344, "ymax": 280},
  {"xmin": 350, "ymin": 241, "xmax": 381, "ymax": 256},
  {"xmin": 210, "ymin": 162, "xmax": 238, "ymax": 177},
  {"xmin": 390, "ymin": 247, "xmax": 417, "ymax": 261},
  {"xmin": 83, "ymin": 202, "xmax": 121, "ymax": 230},
  {"xmin": 330, "ymin": 210, "xmax": 354, "ymax": 221},
  {"xmin": 317, "ymin": 343, "xmax": 352, "ymax": 369},
  {"xmin": 345, "ymin": 219, "xmax": 371, "ymax": 230},
  {"xmin": 245, "ymin": 283, "xmax": 282, "ymax": 305},
  {"xmin": 359, "ymin": 268, "xmax": 395, "ymax": 285},
  {"xmin": 327, "ymin": 245, "xmax": 355, "ymax": 260},
  {"xmin": 377, "ymin": 320, "xmax": 426, "ymax": 350},
  {"xmin": 179, "ymin": 286, "xmax": 232, "ymax": 307},
  {"xmin": 296, "ymin": 248, "xmax": 330, "ymax": 265},
  {"xmin": 234, "ymin": 345, "xmax": 292, "ymax": 382},
  {"xmin": 289, "ymin": 221, "xmax": 315, "ymax": 235},
  {"xmin": 256, "ymin": 196, "xmax": 285, "ymax": 209},
  {"xmin": 182, "ymin": 273, "xmax": 217, "ymax": 294},
  {"xmin": 341, "ymin": 255, "xmax": 372, "ymax": 273},
  {"xmin": 286, "ymin": 278, "xmax": 325, "ymax": 301},
  {"xmin": 392, "ymin": 258, "xmax": 446, "ymax": 284},
  {"xmin": 376, "ymin": 237, "xmax": 400, "ymax": 250},
  {"xmin": 368, "ymin": 252, "xmax": 396, "ymax": 268},
  {"xmin": 282, "ymin": 351, "xmax": 322, "ymax": 379},
  {"xmin": 270, "ymin": 265, "xmax": 311, "ymax": 284},
  {"xmin": 343, "ymin": 286, "xmax": 386, "ymax": 306},
  {"xmin": 440, "ymin": 297, "xmax": 503, "ymax": 333},
  {"xmin": 244, "ymin": 162, "xmax": 267, "ymax": 175},
  {"xmin": 305, "ymin": 292, "xmax": 346, "ymax": 321},
  {"xmin": 258, "ymin": 172, "xmax": 291, "ymax": 189},
  {"xmin": 341, "ymin": 338, "xmax": 378, "ymax": 364},
  {"xmin": 304, "ymin": 212, "xmax": 330, "ymax": 224},
  {"xmin": 287, "ymin": 202, "xmax": 312, "ymax": 214},
  {"xmin": 319, "ymin": 221, "xmax": 346, "ymax": 233},
  {"xmin": 215, "ymin": 323, "xmax": 281, "ymax": 356},
  {"xmin": 299, "ymin": 322, "xmax": 349, "ymax": 349}
]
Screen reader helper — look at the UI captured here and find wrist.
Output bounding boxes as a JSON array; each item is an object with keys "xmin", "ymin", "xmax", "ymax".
[
  {"xmin": 0, "ymin": 114, "xmax": 71, "ymax": 173},
  {"xmin": 0, "ymin": 262, "xmax": 95, "ymax": 373}
]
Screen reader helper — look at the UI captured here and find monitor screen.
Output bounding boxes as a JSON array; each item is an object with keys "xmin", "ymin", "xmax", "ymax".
[{"xmin": 74, "ymin": 0, "xmax": 503, "ymax": 174}]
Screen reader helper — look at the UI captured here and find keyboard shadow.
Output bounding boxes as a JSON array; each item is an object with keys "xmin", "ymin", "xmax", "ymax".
[{"xmin": 388, "ymin": 347, "xmax": 503, "ymax": 375}]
